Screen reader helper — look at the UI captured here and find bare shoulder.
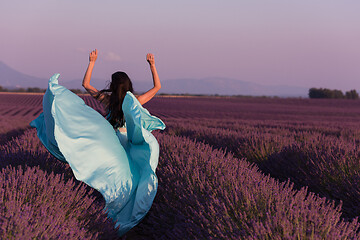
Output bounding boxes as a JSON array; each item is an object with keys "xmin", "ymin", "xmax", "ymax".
[{"xmin": 97, "ymin": 92, "xmax": 110, "ymax": 106}]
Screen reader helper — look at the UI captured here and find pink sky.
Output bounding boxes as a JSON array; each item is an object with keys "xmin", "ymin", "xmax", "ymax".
[{"xmin": 1, "ymin": 0, "xmax": 360, "ymax": 91}]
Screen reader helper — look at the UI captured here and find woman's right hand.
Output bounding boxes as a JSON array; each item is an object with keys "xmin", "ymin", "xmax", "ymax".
[
  {"xmin": 89, "ymin": 49, "xmax": 98, "ymax": 63},
  {"xmin": 146, "ymin": 53, "xmax": 155, "ymax": 66}
]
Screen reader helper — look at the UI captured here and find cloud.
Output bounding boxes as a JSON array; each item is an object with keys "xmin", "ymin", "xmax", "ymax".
[
  {"xmin": 103, "ymin": 52, "xmax": 122, "ymax": 62},
  {"xmin": 75, "ymin": 48, "xmax": 88, "ymax": 53}
]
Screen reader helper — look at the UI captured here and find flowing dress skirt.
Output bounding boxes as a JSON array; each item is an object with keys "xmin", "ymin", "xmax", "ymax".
[{"xmin": 30, "ymin": 74, "xmax": 166, "ymax": 236}]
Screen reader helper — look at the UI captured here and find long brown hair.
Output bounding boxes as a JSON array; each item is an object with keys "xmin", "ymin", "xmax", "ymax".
[{"xmin": 96, "ymin": 71, "xmax": 133, "ymax": 128}]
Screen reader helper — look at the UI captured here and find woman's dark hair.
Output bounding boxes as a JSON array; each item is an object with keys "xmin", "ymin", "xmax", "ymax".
[{"xmin": 96, "ymin": 71, "xmax": 133, "ymax": 128}]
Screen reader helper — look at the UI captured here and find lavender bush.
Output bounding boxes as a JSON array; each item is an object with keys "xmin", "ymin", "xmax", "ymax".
[
  {"xmin": 0, "ymin": 128, "xmax": 118, "ymax": 239},
  {"xmin": 2, "ymin": 93, "xmax": 360, "ymax": 239},
  {"xmin": 1, "ymin": 128, "xmax": 75, "ymax": 179},
  {"xmin": 0, "ymin": 165, "xmax": 118, "ymax": 239},
  {"xmin": 132, "ymin": 133, "xmax": 360, "ymax": 239},
  {"xmin": 164, "ymin": 119, "xmax": 360, "ymax": 219},
  {"xmin": 0, "ymin": 117, "xmax": 31, "ymax": 146}
]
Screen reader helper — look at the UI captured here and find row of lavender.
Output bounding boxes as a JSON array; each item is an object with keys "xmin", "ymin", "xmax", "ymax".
[
  {"xmin": 2, "ymin": 93, "xmax": 360, "ymax": 238},
  {"xmin": 0, "ymin": 92, "xmax": 117, "ymax": 238},
  {"xmin": 1, "ymin": 125, "xmax": 360, "ymax": 239},
  {"xmin": 164, "ymin": 118, "xmax": 360, "ymax": 219},
  {"xmin": 4, "ymin": 93, "xmax": 360, "ymax": 122},
  {"xmin": 0, "ymin": 124, "xmax": 119, "ymax": 239}
]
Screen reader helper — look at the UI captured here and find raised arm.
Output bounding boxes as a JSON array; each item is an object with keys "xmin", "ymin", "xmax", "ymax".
[
  {"xmin": 137, "ymin": 53, "xmax": 161, "ymax": 105},
  {"xmin": 82, "ymin": 49, "xmax": 103, "ymax": 100}
]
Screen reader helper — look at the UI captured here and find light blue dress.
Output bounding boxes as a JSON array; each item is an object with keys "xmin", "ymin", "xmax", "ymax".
[{"xmin": 30, "ymin": 74, "xmax": 166, "ymax": 236}]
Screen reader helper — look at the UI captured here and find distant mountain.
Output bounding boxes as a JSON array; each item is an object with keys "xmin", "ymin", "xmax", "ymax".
[
  {"xmin": 157, "ymin": 77, "xmax": 308, "ymax": 97},
  {"xmin": 0, "ymin": 60, "xmax": 307, "ymax": 97},
  {"xmin": 0, "ymin": 61, "xmax": 48, "ymax": 89},
  {"xmin": 0, "ymin": 61, "xmax": 108, "ymax": 90}
]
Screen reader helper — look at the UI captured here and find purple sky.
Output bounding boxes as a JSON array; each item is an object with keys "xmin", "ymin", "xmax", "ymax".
[{"xmin": 1, "ymin": 0, "xmax": 360, "ymax": 91}]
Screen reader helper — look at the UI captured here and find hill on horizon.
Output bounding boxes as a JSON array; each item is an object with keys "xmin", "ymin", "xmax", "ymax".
[
  {"xmin": 0, "ymin": 61, "xmax": 48, "ymax": 89},
  {"xmin": 0, "ymin": 60, "xmax": 308, "ymax": 97},
  {"xmin": 0, "ymin": 61, "xmax": 108, "ymax": 90},
  {"xmin": 156, "ymin": 77, "xmax": 307, "ymax": 97}
]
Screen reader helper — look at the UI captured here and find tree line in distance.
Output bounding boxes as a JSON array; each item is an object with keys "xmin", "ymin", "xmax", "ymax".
[{"xmin": 309, "ymin": 88, "xmax": 359, "ymax": 99}]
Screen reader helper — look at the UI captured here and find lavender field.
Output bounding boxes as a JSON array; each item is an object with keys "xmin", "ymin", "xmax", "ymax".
[{"xmin": 1, "ymin": 92, "xmax": 360, "ymax": 239}]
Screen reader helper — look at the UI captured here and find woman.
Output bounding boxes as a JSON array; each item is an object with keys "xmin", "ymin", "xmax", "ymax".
[
  {"xmin": 82, "ymin": 49, "xmax": 161, "ymax": 111},
  {"xmin": 30, "ymin": 50, "xmax": 166, "ymax": 236}
]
